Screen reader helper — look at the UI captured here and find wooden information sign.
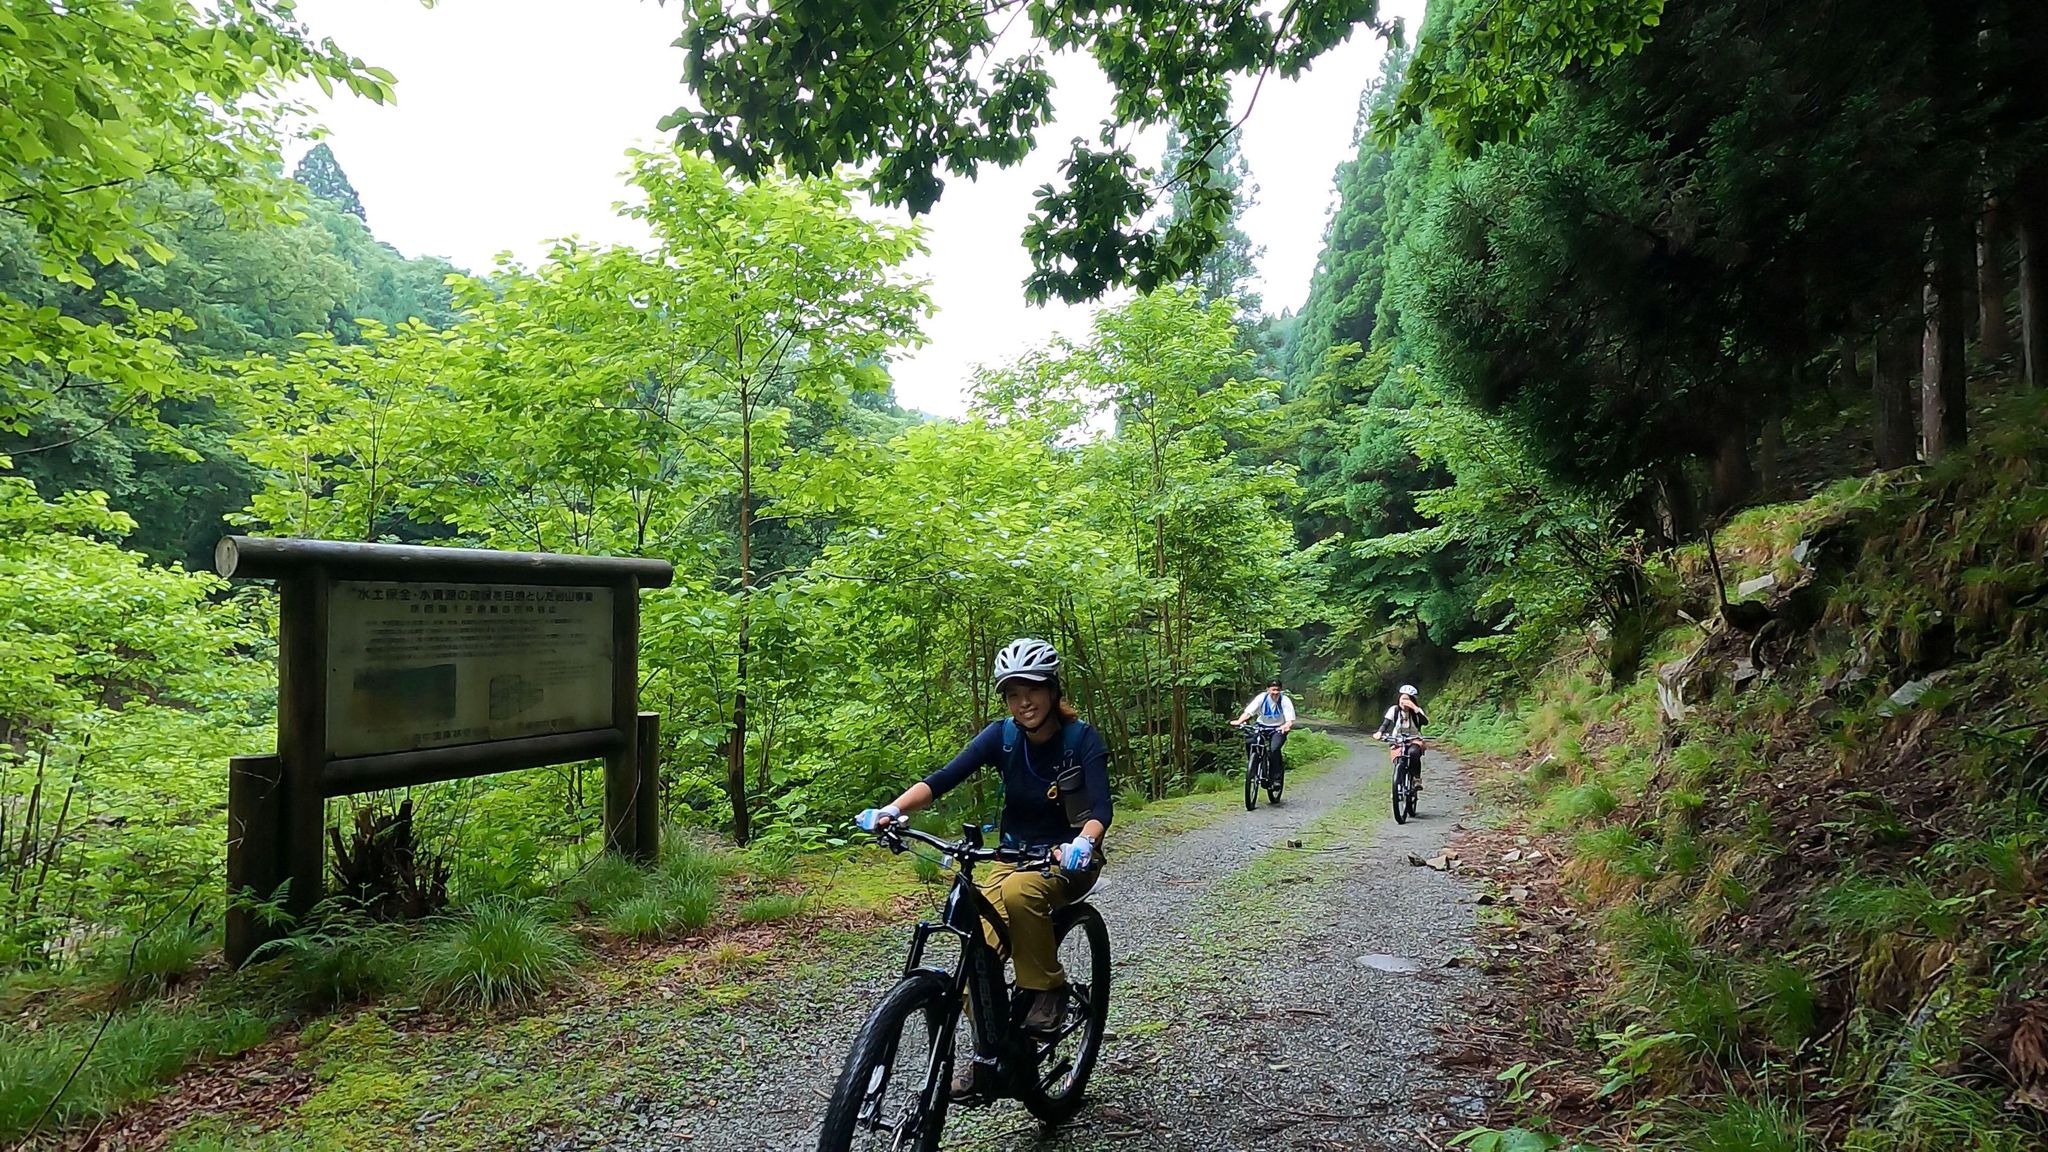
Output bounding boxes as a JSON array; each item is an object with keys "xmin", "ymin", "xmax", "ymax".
[{"xmin": 217, "ymin": 536, "xmax": 674, "ymax": 965}]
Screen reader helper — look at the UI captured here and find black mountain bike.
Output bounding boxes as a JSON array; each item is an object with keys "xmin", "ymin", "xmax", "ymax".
[
  {"xmin": 817, "ymin": 823, "xmax": 1111, "ymax": 1152},
  {"xmin": 1241, "ymin": 723, "xmax": 1285, "ymax": 810},
  {"xmin": 1389, "ymin": 734, "xmax": 1423, "ymax": 824}
]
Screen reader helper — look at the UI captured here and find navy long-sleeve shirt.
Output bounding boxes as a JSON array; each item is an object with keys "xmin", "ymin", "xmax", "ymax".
[{"xmin": 921, "ymin": 719, "xmax": 1113, "ymax": 848}]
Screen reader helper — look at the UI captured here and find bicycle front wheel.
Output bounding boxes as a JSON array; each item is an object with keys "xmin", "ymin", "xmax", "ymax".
[
  {"xmin": 1244, "ymin": 749, "xmax": 1260, "ymax": 811},
  {"xmin": 1018, "ymin": 903, "xmax": 1111, "ymax": 1125},
  {"xmin": 816, "ymin": 970, "xmax": 954, "ymax": 1152},
  {"xmin": 1391, "ymin": 760, "xmax": 1410, "ymax": 824}
]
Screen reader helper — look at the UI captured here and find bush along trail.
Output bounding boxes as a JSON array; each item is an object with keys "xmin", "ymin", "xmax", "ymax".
[{"xmin": 83, "ymin": 729, "xmax": 1501, "ymax": 1151}]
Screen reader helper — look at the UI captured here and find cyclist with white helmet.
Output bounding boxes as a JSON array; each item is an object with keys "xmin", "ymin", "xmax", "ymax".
[
  {"xmin": 854, "ymin": 637, "xmax": 1111, "ymax": 1096},
  {"xmin": 1375, "ymin": 683, "xmax": 1430, "ymax": 791}
]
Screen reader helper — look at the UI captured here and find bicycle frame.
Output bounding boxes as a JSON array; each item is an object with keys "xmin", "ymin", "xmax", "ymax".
[
  {"xmin": 889, "ymin": 824, "xmax": 1051, "ymax": 1097},
  {"xmin": 1243, "ymin": 724, "xmax": 1281, "ymax": 775}
]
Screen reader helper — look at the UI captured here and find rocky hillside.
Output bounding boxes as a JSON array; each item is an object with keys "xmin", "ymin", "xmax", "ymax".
[{"xmin": 1440, "ymin": 389, "xmax": 2048, "ymax": 1150}]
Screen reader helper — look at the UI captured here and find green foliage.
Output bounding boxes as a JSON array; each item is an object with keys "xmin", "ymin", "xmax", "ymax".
[
  {"xmin": 736, "ymin": 892, "xmax": 806, "ymax": 924},
  {"xmin": 1362, "ymin": 380, "xmax": 1655, "ymax": 677},
  {"xmin": 1815, "ymin": 876, "xmax": 1963, "ymax": 941},
  {"xmin": 1448, "ymin": 1125, "xmax": 1570, "ymax": 1152},
  {"xmin": 559, "ymin": 855, "xmax": 648, "ymax": 917},
  {"xmin": 0, "ymin": 0, "xmax": 392, "ymax": 286},
  {"xmin": 1384, "ymin": 0, "xmax": 1665, "ymax": 153},
  {"xmin": 604, "ymin": 892, "xmax": 687, "ymax": 940},
  {"xmin": 910, "ymin": 852, "xmax": 947, "ymax": 884},
  {"xmin": 566, "ymin": 849, "xmax": 728, "ymax": 941},
  {"xmin": 0, "ymin": 462, "xmax": 268, "ymax": 964},
  {"xmin": 0, "ymin": 1002, "xmax": 271, "ymax": 1142},
  {"xmin": 669, "ymin": 0, "xmax": 1384, "ymax": 302},
  {"xmin": 1678, "ymin": 1096, "xmax": 1812, "ymax": 1152},
  {"xmin": 1542, "ymin": 781, "xmax": 1619, "ymax": 828},
  {"xmin": 666, "ymin": 877, "xmax": 720, "ymax": 932},
  {"xmin": 92, "ymin": 918, "xmax": 212, "ymax": 1002},
  {"xmin": 256, "ymin": 902, "xmax": 412, "ymax": 1009},
  {"xmin": 738, "ymin": 841, "xmax": 797, "ymax": 885},
  {"xmin": 292, "ymin": 144, "xmax": 365, "ymax": 221},
  {"xmin": 1156, "ymin": 128, "xmax": 1262, "ymax": 309},
  {"xmin": 412, "ymin": 901, "xmax": 582, "ymax": 1011}
]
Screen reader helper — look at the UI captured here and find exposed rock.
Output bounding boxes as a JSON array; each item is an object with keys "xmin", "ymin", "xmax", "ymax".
[{"xmin": 1737, "ymin": 573, "xmax": 1779, "ymax": 598}]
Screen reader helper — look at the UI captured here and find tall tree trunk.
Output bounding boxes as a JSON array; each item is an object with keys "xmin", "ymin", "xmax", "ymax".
[
  {"xmin": 1832, "ymin": 338, "xmax": 1861, "ymax": 401},
  {"xmin": 1757, "ymin": 410, "xmax": 1785, "ymax": 500},
  {"xmin": 1921, "ymin": 216, "xmax": 1971, "ymax": 461},
  {"xmin": 727, "ymin": 383, "xmax": 754, "ymax": 846},
  {"xmin": 1172, "ymin": 581, "xmax": 1190, "ymax": 788},
  {"xmin": 2018, "ymin": 166, "xmax": 2048, "ymax": 388},
  {"xmin": 1979, "ymin": 197, "xmax": 2012, "ymax": 361},
  {"xmin": 1708, "ymin": 417, "xmax": 1752, "ymax": 514},
  {"xmin": 1656, "ymin": 465, "xmax": 1698, "ymax": 547},
  {"xmin": 1873, "ymin": 317, "xmax": 1918, "ymax": 469}
]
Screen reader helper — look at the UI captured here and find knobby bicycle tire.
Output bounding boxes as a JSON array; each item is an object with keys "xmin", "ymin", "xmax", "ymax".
[
  {"xmin": 816, "ymin": 969, "xmax": 954, "ymax": 1152},
  {"xmin": 1017, "ymin": 904, "xmax": 1112, "ymax": 1125},
  {"xmin": 1244, "ymin": 747, "xmax": 1260, "ymax": 811}
]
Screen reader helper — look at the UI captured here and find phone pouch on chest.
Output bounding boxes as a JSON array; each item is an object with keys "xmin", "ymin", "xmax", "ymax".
[{"xmin": 1054, "ymin": 764, "xmax": 1091, "ymax": 827}]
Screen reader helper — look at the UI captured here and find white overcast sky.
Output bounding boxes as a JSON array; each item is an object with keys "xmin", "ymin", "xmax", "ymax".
[{"xmin": 289, "ymin": 0, "xmax": 1424, "ymax": 417}]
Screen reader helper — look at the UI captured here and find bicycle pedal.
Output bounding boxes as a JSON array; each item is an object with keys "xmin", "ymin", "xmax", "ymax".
[{"xmin": 950, "ymin": 1089, "xmax": 997, "ymax": 1110}]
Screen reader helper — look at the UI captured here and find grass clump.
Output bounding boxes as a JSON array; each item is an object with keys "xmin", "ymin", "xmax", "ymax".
[
  {"xmin": 1607, "ymin": 906, "xmax": 1743, "ymax": 1059},
  {"xmin": 1855, "ymin": 1073, "xmax": 2037, "ymax": 1152},
  {"xmin": 1448, "ymin": 708, "xmax": 1525, "ymax": 758},
  {"xmin": 910, "ymin": 852, "xmax": 947, "ymax": 883},
  {"xmin": 413, "ymin": 899, "xmax": 581, "ymax": 1010},
  {"xmin": 739, "ymin": 840, "xmax": 798, "ymax": 883},
  {"xmin": 559, "ymin": 853, "xmax": 647, "ymax": 916},
  {"xmin": 255, "ymin": 900, "xmax": 411, "ymax": 1008},
  {"xmin": 1539, "ymin": 779, "xmax": 1619, "ymax": 829},
  {"xmin": 1816, "ymin": 875, "xmax": 1958, "ymax": 939},
  {"xmin": 1680, "ymin": 1096, "xmax": 1813, "ymax": 1152},
  {"xmin": 669, "ymin": 876, "xmax": 719, "ymax": 930},
  {"xmin": 604, "ymin": 892, "xmax": 683, "ymax": 940},
  {"xmin": 737, "ymin": 892, "xmax": 806, "ymax": 924},
  {"xmin": 0, "ymin": 1004, "xmax": 271, "ymax": 1141},
  {"xmin": 603, "ymin": 872, "xmax": 722, "ymax": 939},
  {"xmin": 93, "ymin": 919, "xmax": 213, "ymax": 1003},
  {"xmin": 1191, "ymin": 770, "xmax": 1232, "ymax": 794}
]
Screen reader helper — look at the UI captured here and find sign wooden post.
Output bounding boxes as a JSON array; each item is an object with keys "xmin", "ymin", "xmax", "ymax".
[
  {"xmin": 218, "ymin": 537, "xmax": 674, "ymax": 965},
  {"xmin": 224, "ymin": 753, "xmax": 284, "ymax": 963}
]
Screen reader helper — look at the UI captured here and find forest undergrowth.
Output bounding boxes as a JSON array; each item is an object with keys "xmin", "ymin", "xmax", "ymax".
[
  {"xmin": 1437, "ymin": 391, "xmax": 2048, "ymax": 1151},
  {"xmin": 0, "ymin": 731, "xmax": 1344, "ymax": 1146}
]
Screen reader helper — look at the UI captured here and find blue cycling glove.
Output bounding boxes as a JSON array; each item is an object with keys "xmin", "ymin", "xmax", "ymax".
[
  {"xmin": 1058, "ymin": 836, "xmax": 1096, "ymax": 872},
  {"xmin": 854, "ymin": 804, "xmax": 900, "ymax": 832}
]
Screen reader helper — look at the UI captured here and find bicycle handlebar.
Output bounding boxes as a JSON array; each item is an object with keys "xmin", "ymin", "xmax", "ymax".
[{"xmin": 871, "ymin": 823, "xmax": 1057, "ymax": 868}]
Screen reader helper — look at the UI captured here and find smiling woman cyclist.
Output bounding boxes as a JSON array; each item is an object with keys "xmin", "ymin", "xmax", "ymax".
[{"xmin": 855, "ymin": 637, "xmax": 1112, "ymax": 1096}]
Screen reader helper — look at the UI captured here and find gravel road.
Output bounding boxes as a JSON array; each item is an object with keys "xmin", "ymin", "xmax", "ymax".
[{"xmin": 554, "ymin": 728, "xmax": 1494, "ymax": 1152}]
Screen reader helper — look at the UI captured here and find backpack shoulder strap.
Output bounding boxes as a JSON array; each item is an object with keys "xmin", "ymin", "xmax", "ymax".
[
  {"xmin": 1061, "ymin": 720, "xmax": 1086, "ymax": 765},
  {"xmin": 1001, "ymin": 717, "xmax": 1020, "ymax": 763}
]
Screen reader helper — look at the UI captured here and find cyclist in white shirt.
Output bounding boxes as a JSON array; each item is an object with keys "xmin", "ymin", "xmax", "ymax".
[{"xmin": 1229, "ymin": 679, "xmax": 1296, "ymax": 774}]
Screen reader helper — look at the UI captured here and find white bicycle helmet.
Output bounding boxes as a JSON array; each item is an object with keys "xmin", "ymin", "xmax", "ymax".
[
  {"xmin": 1399, "ymin": 684, "xmax": 1420, "ymax": 698},
  {"xmin": 992, "ymin": 637, "xmax": 1061, "ymax": 687}
]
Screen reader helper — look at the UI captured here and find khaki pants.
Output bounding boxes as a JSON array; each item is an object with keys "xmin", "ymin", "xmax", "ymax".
[{"xmin": 975, "ymin": 862, "xmax": 1099, "ymax": 991}]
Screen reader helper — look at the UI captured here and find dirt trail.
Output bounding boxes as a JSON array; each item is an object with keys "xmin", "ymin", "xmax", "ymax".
[{"xmin": 559, "ymin": 728, "xmax": 1496, "ymax": 1152}]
